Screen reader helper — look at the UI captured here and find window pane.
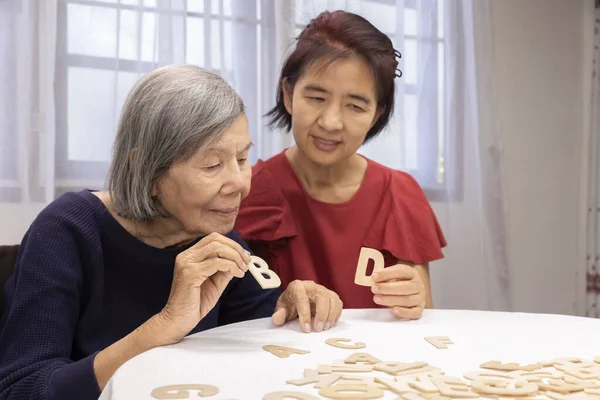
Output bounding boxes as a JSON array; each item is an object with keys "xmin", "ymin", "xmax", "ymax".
[
  {"xmin": 118, "ymin": 10, "xmax": 139, "ymax": 60},
  {"xmin": 208, "ymin": 19, "xmax": 233, "ymax": 71},
  {"xmin": 358, "ymin": 120, "xmax": 404, "ymax": 171},
  {"xmin": 0, "ymin": 10, "xmax": 16, "ymax": 181},
  {"xmin": 403, "ymin": 39, "xmax": 417, "ymax": 85},
  {"xmin": 143, "ymin": 0, "xmax": 157, "ymax": 7},
  {"xmin": 404, "ymin": 94, "xmax": 418, "ymax": 170},
  {"xmin": 437, "ymin": 41, "xmax": 445, "ymax": 184},
  {"xmin": 295, "ymin": 0, "xmax": 328, "ymax": 25},
  {"xmin": 68, "ymin": 4, "xmax": 117, "ymax": 57},
  {"xmin": 211, "ymin": 0, "xmax": 232, "ymax": 16},
  {"xmin": 186, "ymin": 17, "xmax": 205, "ymax": 66},
  {"xmin": 141, "ymin": 12, "xmax": 157, "ymax": 62},
  {"xmin": 187, "ymin": 0, "xmax": 204, "ymax": 13},
  {"xmin": 210, "ymin": 19, "xmax": 221, "ymax": 70},
  {"xmin": 67, "ymin": 68, "xmax": 139, "ymax": 162},
  {"xmin": 437, "ymin": 0, "xmax": 444, "ymax": 39},
  {"xmin": 353, "ymin": 1, "xmax": 396, "ymax": 33},
  {"xmin": 404, "ymin": 8, "xmax": 417, "ymax": 36},
  {"xmin": 121, "ymin": 0, "xmax": 140, "ymax": 5},
  {"xmin": 224, "ymin": 20, "xmax": 233, "ymax": 71}
]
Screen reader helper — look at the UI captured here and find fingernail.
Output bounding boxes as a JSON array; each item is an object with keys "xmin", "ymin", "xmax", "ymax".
[
  {"xmin": 372, "ymin": 285, "xmax": 379, "ymax": 294},
  {"xmin": 325, "ymin": 322, "xmax": 331, "ymax": 330},
  {"xmin": 304, "ymin": 323, "xmax": 311, "ymax": 333},
  {"xmin": 316, "ymin": 321, "xmax": 324, "ymax": 332},
  {"xmin": 372, "ymin": 273, "xmax": 379, "ymax": 280},
  {"xmin": 243, "ymin": 250, "xmax": 251, "ymax": 261},
  {"xmin": 241, "ymin": 262, "xmax": 249, "ymax": 272},
  {"xmin": 374, "ymin": 296, "xmax": 382, "ymax": 304}
]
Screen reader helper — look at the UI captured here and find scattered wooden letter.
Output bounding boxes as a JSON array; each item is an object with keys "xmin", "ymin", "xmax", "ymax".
[
  {"xmin": 354, "ymin": 247, "xmax": 385, "ymax": 287},
  {"xmin": 151, "ymin": 384, "xmax": 219, "ymax": 399},
  {"xmin": 262, "ymin": 345, "xmax": 310, "ymax": 359},
  {"xmin": 248, "ymin": 255, "xmax": 281, "ymax": 289},
  {"xmin": 325, "ymin": 338, "xmax": 367, "ymax": 349},
  {"xmin": 424, "ymin": 337, "xmax": 454, "ymax": 349}
]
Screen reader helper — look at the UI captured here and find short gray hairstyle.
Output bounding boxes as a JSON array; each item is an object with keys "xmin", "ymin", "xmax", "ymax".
[{"xmin": 106, "ymin": 64, "xmax": 245, "ymax": 221}]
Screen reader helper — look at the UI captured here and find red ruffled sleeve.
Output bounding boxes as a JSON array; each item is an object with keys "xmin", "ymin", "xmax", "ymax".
[
  {"xmin": 236, "ymin": 160, "xmax": 297, "ymax": 242},
  {"xmin": 363, "ymin": 170, "xmax": 446, "ymax": 265}
]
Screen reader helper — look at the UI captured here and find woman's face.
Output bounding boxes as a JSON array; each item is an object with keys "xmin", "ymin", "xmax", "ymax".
[
  {"xmin": 284, "ymin": 57, "xmax": 381, "ymax": 167},
  {"xmin": 153, "ymin": 115, "xmax": 252, "ymax": 236}
]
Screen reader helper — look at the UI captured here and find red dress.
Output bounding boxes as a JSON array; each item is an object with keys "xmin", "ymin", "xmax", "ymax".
[{"xmin": 235, "ymin": 151, "xmax": 447, "ymax": 308}]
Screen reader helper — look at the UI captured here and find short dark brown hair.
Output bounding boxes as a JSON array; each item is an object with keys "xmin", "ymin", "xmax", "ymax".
[{"xmin": 267, "ymin": 10, "xmax": 401, "ymax": 143}]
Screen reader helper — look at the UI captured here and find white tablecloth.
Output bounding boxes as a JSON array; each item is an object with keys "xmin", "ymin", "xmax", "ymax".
[{"xmin": 99, "ymin": 309, "xmax": 600, "ymax": 399}]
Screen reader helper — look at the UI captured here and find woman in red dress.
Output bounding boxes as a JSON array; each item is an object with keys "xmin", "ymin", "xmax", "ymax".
[{"xmin": 236, "ymin": 10, "xmax": 446, "ymax": 331}]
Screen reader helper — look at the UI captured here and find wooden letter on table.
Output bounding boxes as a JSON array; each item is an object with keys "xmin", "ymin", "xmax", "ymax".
[
  {"xmin": 354, "ymin": 247, "xmax": 385, "ymax": 287},
  {"xmin": 262, "ymin": 345, "xmax": 310, "ymax": 358},
  {"xmin": 557, "ymin": 362, "xmax": 600, "ymax": 380},
  {"xmin": 480, "ymin": 360, "xmax": 541, "ymax": 372},
  {"xmin": 376, "ymin": 376, "xmax": 427, "ymax": 395},
  {"xmin": 325, "ymin": 338, "xmax": 366, "ymax": 349},
  {"xmin": 471, "ymin": 378, "xmax": 539, "ymax": 397},
  {"xmin": 374, "ymin": 361, "xmax": 428, "ymax": 375},
  {"xmin": 248, "ymin": 255, "xmax": 281, "ymax": 289},
  {"xmin": 424, "ymin": 336, "xmax": 453, "ymax": 349},
  {"xmin": 263, "ymin": 392, "xmax": 320, "ymax": 400},
  {"xmin": 151, "ymin": 384, "xmax": 219, "ymax": 399},
  {"xmin": 317, "ymin": 364, "xmax": 373, "ymax": 374},
  {"xmin": 344, "ymin": 352, "xmax": 382, "ymax": 365},
  {"xmin": 408, "ymin": 375, "xmax": 440, "ymax": 394},
  {"xmin": 336, "ymin": 375, "xmax": 387, "ymax": 389},
  {"xmin": 319, "ymin": 384, "xmax": 385, "ymax": 399},
  {"xmin": 401, "ymin": 393, "xmax": 450, "ymax": 400},
  {"xmin": 432, "ymin": 376, "xmax": 479, "ymax": 398},
  {"xmin": 286, "ymin": 369, "xmax": 342, "ymax": 388}
]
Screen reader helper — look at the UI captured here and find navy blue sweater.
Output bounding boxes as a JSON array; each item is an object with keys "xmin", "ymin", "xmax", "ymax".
[{"xmin": 0, "ymin": 190, "xmax": 279, "ymax": 400}]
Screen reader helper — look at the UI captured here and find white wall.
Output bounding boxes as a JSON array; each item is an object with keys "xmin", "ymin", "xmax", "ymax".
[
  {"xmin": 430, "ymin": 0, "xmax": 588, "ymax": 315},
  {"xmin": 0, "ymin": 203, "xmax": 45, "ymax": 244},
  {"xmin": 493, "ymin": 0, "xmax": 586, "ymax": 314}
]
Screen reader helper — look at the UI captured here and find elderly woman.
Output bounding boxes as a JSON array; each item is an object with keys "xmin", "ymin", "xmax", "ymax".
[{"xmin": 0, "ymin": 65, "xmax": 342, "ymax": 400}]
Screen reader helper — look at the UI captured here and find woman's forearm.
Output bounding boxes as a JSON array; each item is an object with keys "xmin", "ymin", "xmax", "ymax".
[{"xmin": 93, "ymin": 313, "xmax": 173, "ymax": 390}]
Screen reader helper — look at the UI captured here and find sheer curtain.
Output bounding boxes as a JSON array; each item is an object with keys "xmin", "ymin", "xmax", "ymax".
[{"xmin": 0, "ymin": 0, "xmax": 510, "ymax": 311}]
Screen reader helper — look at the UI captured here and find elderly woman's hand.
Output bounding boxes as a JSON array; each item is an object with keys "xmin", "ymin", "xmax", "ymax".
[
  {"xmin": 271, "ymin": 280, "xmax": 343, "ymax": 333},
  {"xmin": 371, "ymin": 264, "xmax": 427, "ymax": 320},
  {"xmin": 156, "ymin": 232, "xmax": 250, "ymax": 344}
]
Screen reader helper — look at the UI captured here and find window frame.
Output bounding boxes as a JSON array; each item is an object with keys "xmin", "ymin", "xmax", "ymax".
[{"xmin": 55, "ymin": 0, "xmax": 462, "ymax": 201}]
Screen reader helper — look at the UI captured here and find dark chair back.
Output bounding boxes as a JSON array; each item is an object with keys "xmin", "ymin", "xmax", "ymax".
[{"xmin": 0, "ymin": 245, "xmax": 19, "ymax": 317}]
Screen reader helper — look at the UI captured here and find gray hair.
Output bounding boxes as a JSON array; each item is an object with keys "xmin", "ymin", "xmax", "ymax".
[{"xmin": 106, "ymin": 64, "xmax": 245, "ymax": 221}]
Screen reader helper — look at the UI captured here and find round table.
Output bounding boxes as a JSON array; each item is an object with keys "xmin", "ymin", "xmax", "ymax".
[{"xmin": 99, "ymin": 309, "xmax": 600, "ymax": 399}]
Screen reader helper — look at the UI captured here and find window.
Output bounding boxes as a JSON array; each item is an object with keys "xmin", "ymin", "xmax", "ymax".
[
  {"xmin": 56, "ymin": 0, "xmax": 458, "ymax": 201},
  {"xmin": 55, "ymin": 0, "xmax": 255, "ymax": 190}
]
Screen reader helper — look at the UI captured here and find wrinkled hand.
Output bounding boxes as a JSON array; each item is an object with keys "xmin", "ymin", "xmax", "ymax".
[
  {"xmin": 371, "ymin": 264, "xmax": 425, "ymax": 320},
  {"xmin": 271, "ymin": 280, "xmax": 343, "ymax": 333},
  {"xmin": 158, "ymin": 233, "xmax": 250, "ymax": 344}
]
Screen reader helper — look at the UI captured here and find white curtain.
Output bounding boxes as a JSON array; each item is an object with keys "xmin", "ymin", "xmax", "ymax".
[
  {"xmin": 0, "ymin": 0, "xmax": 510, "ymax": 311},
  {"xmin": 585, "ymin": 1, "xmax": 600, "ymax": 318},
  {"xmin": 0, "ymin": 0, "xmax": 57, "ymax": 202},
  {"xmin": 425, "ymin": 0, "xmax": 510, "ymax": 311}
]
